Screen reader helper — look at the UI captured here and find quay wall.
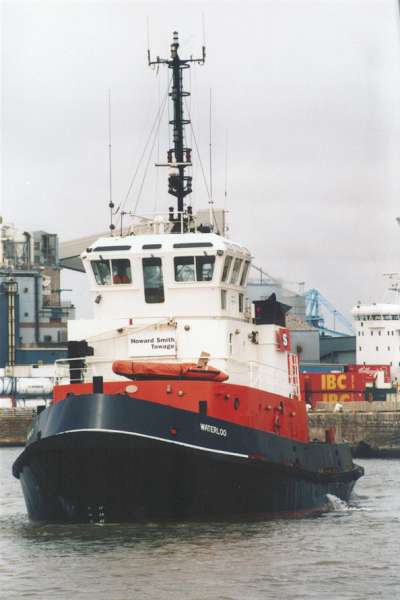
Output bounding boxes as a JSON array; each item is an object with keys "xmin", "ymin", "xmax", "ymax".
[
  {"xmin": 309, "ymin": 395, "xmax": 400, "ymax": 457},
  {"xmin": 0, "ymin": 409, "xmax": 33, "ymax": 446}
]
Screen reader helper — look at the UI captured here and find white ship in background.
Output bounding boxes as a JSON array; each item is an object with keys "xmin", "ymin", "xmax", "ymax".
[{"xmin": 352, "ymin": 302, "xmax": 400, "ymax": 382}]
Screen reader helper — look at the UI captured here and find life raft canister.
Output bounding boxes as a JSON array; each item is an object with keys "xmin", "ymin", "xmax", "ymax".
[{"xmin": 112, "ymin": 361, "xmax": 229, "ymax": 382}]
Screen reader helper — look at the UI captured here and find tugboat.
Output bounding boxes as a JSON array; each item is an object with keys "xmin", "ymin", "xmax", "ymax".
[{"xmin": 13, "ymin": 33, "xmax": 363, "ymax": 522}]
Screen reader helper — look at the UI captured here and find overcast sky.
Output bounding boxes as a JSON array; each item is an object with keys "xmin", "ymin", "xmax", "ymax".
[{"xmin": 1, "ymin": 0, "xmax": 400, "ymax": 322}]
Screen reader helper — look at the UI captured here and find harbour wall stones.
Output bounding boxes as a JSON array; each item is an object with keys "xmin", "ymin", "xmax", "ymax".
[
  {"xmin": 309, "ymin": 397, "xmax": 400, "ymax": 456},
  {"xmin": 0, "ymin": 409, "xmax": 33, "ymax": 446}
]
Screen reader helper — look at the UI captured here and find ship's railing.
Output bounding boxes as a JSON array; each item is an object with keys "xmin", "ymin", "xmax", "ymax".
[
  {"xmin": 125, "ymin": 211, "xmax": 192, "ymax": 235},
  {"xmin": 53, "ymin": 354, "xmax": 300, "ymax": 398},
  {"xmin": 122, "ymin": 209, "xmax": 221, "ymax": 236},
  {"xmin": 225, "ymin": 356, "xmax": 300, "ymax": 398}
]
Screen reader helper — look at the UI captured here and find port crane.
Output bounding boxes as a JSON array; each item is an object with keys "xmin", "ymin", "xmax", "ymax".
[{"xmin": 304, "ymin": 288, "xmax": 355, "ymax": 337}]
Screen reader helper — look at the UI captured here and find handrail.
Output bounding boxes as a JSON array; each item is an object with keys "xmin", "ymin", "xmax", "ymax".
[
  {"xmin": 55, "ymin": 353, "xmax": 294, "ymax": 375},
  {"xmin": 126, "ymin": 211, "xmax": 196, "ymax": 235},
  {"xmin": 82, "ymin": 318, "xmax": 176, "ymax": 345},
  {"xmin": 53, "ymin": 353, "xmax": 301, "ymax": 397}
]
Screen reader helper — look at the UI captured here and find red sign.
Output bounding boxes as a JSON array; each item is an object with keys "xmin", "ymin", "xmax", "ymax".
[
  {"xmin": 302, "ymin": 372, "xmax": 374, "ymax": 393},
  {"xmin": 346, "ymin": 364, "xmax": 391, "ymax": 382},
  {"xmin": 276, "ymin": 328, "xmax": 291, "ymax": 352}
]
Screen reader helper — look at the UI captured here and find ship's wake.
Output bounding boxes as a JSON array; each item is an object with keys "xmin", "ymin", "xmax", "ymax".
[{"xmin": 325, "ymin": 493, "xmax": 369, "ymax": 513}]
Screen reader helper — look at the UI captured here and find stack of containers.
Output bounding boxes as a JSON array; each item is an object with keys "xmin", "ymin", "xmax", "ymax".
[{"xmin": 301, "ymin": 365, "xmax": 391, "ymax": 408}]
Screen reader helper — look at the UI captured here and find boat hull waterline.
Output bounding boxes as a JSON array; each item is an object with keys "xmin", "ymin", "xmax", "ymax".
[{"xmin": 13, "ymin": 394, "xmax": 363, "ymax": 522}]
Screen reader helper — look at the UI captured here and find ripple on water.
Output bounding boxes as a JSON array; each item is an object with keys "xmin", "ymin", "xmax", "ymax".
[{"xmin": 1, "ymin": 452, "xmax": 400, "ymax": 599}]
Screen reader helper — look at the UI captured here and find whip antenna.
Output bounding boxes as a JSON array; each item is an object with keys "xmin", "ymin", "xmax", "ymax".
[
  {"xmin": 224, "ymin": 130, "xmax": 228, "ymax": 206},
  {"xmin": 146, "ymin": 17, "xmax": 151, "ymax": 66},
  {"xmin": 224, "ymin": 129, "xmax": 228, "ymax": 234},
  {"xmin": 202, "ymin": 13, "xmax": 206, "ymax": 49},
  {"xmin": 108, "ymin": 88, "xmax": 115, "ymax": 236},
  {"xmin": 208, "ymin": 88, "xmax": 214, "ymax": 229},
  {"xmin": 209, "ymin": 88, "xmax": 213, "ymax": 203}
]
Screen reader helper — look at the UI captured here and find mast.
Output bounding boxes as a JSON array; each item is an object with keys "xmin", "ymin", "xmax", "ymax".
[{"xmin": 148, "ymin": 32, "xmax": 205, "ymax": 227}]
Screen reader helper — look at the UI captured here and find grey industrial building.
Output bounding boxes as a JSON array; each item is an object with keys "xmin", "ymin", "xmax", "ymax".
[{"xmin": 0, "ymin": 219, "xmax": 75, "ymax": 369}]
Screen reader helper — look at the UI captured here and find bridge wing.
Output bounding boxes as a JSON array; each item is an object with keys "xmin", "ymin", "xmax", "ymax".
[{"xmin": 59, "ymin": 233, "xmax": 105, "ymax": 272}]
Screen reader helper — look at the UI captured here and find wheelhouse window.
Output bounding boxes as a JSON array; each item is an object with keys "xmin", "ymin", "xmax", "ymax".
[
  {"xmin": 112, "ymin": 259, "xmax": 132, "ymax": 284},
  {"xmin": 174, "ymin": 256, "xmax": 195, "ymax": 282},
  {"xmin": 143, "ymin": 257, "xmax": 164, "ymax": 303},
  {"xmin": 91, "ymin": 260, "xmax": 111, "ymax": 285},
  {"xmin": 221, "ymin": 256, "xmax": 233, "ymax": 282},
  {"xmin": 196, "ymin": 256, "xmax": 215, "ymax": 281},
  {"xmin": 174, "ymin": 256, "xmax": 215, "ymax": 282},
  {"xmin": 230, "ymin": 258, "xmax": 243, "ymax": 285},
  {"xmin": 91, "ymin": 259, "xmax": 132, "ymax": 286},
  {"xmin": 240, "ymin": 260, "xmax": 250, "ymax": 286}
]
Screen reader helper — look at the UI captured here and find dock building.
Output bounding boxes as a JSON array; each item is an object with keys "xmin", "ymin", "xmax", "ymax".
[{"xmin": 0, "ymin": 217, "xmax": 75, "ymax": 370}]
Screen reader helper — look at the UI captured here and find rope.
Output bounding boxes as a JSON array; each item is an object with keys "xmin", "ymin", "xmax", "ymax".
[
  {"xmin": 85, "ymin": 318, "xmax": 174, "ymax": 345},
  {"xmin": 184, "ymin": 97, "xmax": 211, "ymax": 201},
  {"xmin": 167, "ymin": 66, "xmax": 171, "ymax": 150},
  {"xmin": 131, "ymin": 87, "xmax": 169, "ymax": 215},
  {"xmin": 116, "ymin": 77, "xmax": 171, "ymax": 225},
  {"xmin": 153, "ymin": 73, "xmax": 162, "ymax": 212},
  {"xmin": 183, "ymin": 96, "xmax": 221, "ymax": 234}
]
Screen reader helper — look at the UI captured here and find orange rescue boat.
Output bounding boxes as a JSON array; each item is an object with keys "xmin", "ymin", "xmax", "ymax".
[{"xmin": 112, "ymin": 360, "xmax": 229, "ymax": 382}]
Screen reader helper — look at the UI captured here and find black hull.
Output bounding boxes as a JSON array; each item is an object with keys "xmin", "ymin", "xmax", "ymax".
[{"xmin": 13, "ymin": 394, "xmax": 363, "ymax": 522}]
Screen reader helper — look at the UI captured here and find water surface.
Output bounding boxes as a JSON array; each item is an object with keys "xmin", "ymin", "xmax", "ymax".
[{"xmin": 1, "ymin": 448, "xmax": 399, "ymax": 599}]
